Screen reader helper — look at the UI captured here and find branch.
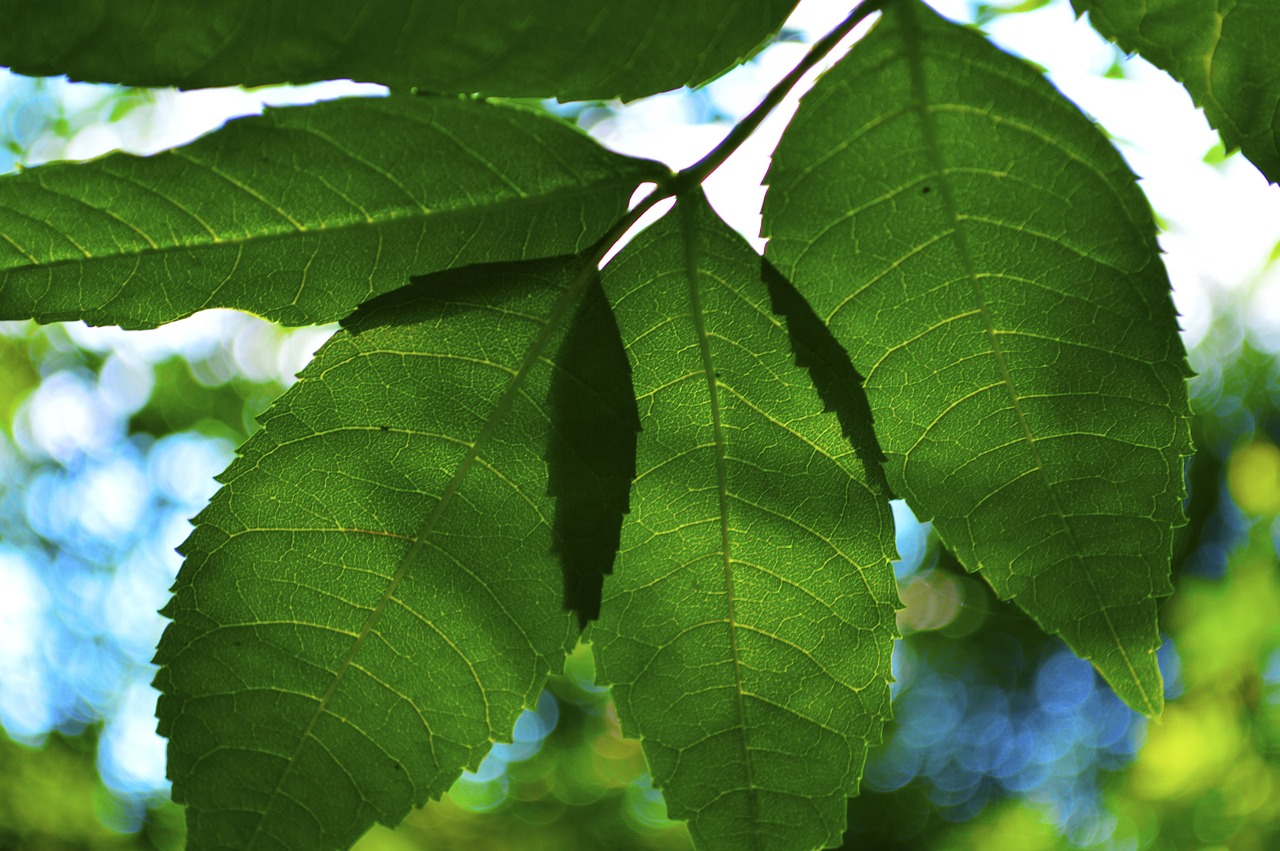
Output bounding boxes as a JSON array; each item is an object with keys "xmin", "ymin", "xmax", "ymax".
[
  {"xmin": 589, "ymin": 0, "xmax": 886, "ymax": 269},
  {"xmin": 670, "ymin": 0, "xmax": 886, "ymax": 192}
]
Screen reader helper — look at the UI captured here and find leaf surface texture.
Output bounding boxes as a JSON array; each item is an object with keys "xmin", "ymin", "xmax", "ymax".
[
  {"xmin": 154, "ymin": 256, "xmax": 610, "ymax": 849},
  {"xmin": 763, "ymin": 0, "xmax": 1191, "ymax": 714},
  {"xmin": 0, "ymin": 96, "xmax": 662, "ymax": 328},
  {"xmin": 591, "ymin": 195, "xmax": 899, "ymax": 851},
  {"xmin": 1073, "ymin": 0, "xmax": 1280, "ymax": 183},
  {"xmin": 0, "ymin": 0, "xmax": 797, "ymax": 101}
]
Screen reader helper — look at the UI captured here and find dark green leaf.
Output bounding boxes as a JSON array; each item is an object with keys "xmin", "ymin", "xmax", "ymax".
[
  {"xmin": 546, "ymin": 277, "xmax": 640, "ymax": 628},
  {"xmin": 763, "ymin": 0, "xmax": 1191, "ymax": 715},
  {"xmin": 591, "ymin": 194, "xmax": 899, "ymax": 851},
  {"xmin": 1073, "ymin": 0, "xmax": 1280, "ymax": 183},
  {"xmin": 0, "ymin": 95, "xmax": 663, "ymax": 328},
  {"xmin": 0, "ymin": 0, "xmax": 798, "ymax": 101},
  {"xmin": 763, "ymin": 258, "xmax": 891, "ymax": 501},
  {"xmin": 154, "ymin": 255, "xmax": 606, "ymax": 849}
]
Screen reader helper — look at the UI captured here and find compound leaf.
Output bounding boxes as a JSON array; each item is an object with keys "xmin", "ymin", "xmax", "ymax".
[
  {"xmin": 591, "ymin": 193, "xmax": 899, "ymax": 851},
  {"xmin": 1073, "ymin": 0, "xmax": 1280, "ymax": 183},
  {"xmin": 0, "ymin": 0, "xmax": 797, "ymax": 102},
  {"xmin": 0, "ymin": 95, "xmax": 663, "ymax": 328},
  {"xmin": 154, "ymin": 255, "xmax": 607, "ymax": 849},
  {"xmin": 764, "ymin": 0, "xmax": 1191, "ymax": 715}
]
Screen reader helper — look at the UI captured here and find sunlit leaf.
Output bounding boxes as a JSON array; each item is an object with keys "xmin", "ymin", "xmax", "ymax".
[
  {"xmin": 0, "ymin": 0, "xmax": 797, "ymax": 101},
  {"xmin": 763, "ymin": 0, "xmax": 1191, "ymax": 715},
  {"xmin": 1073, "ymin": 0, "xmax": 1280, "ymax": 183},
  {"xmin": 0, "ymin": 95, "xmax": 663, "ymax": 328},
  {"xmin": 155, "ymin": 255, "xmax": 609, "ymax": 849},
  {"xmin": 591, "ymin": 194, "xmax": 899, "ymax": 851}
]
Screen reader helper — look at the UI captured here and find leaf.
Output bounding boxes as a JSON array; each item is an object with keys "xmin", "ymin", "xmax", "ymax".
[
  {"xmin": 1073, "ymin": 0, "xmax": 1280, "ymax": 184},
  {"xmin": 590, "ymin": 193, "xmax": 899, "ymax": 851},
  {"xmin": 0, "ymin": 0, "xmax": 798, "ymax": 101},
  {"xmin": 154, "ymin": 255, "xmax": 606, "ymax": 849},
  {"xmin": 546, "ymin": 278, "xmax": 640, "ymax": 628},
  {"xmin": 763, "ymin": 0, "xmax": 1191, "ymax": 715},
  {"xmin": 0, "ymin": 95, "xmax": 663, "ymax": 329}
]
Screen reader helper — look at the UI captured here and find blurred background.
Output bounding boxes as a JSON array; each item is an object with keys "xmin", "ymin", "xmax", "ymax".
[{"xmin": 2, "ymin": 0, "xmax": 1280, "ymax": 849}]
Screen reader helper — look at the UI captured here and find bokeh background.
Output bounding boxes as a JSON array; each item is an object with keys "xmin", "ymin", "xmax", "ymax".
[{"xmin": 3, "ymin": 1, "xmax": 1280, "ymax": 849}]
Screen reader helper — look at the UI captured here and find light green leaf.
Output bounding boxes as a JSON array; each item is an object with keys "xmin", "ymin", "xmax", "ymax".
[
  {"xmin": 591, "ymin": 193, "xmax": 899, "ymax": 851},
  {"xmin": 1073, "ymin": 0, "xmax": 1280, "ymax": 183},
  {"xmin": 763, "ymin": 0, "xmax": 1191, "ymax": 715},
  {"xmin": 154, "ymin": 255, "xmax": 605, "ymax": 849},
  {"xmin": 0, "ymin": 0, "xmax": 797, "ymax": 101},
  {"xmin": 0, "ymin": 95, "xmax": 663, "ymax": 329}
]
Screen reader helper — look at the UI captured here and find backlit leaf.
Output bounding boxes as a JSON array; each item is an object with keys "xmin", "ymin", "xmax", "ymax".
[
  {"xmin": 763, "ymin": 0, "xmax": 1191, "ymax": 715},
  {"xmin": 591, "ymin": 194, "xmax": 899, "ymax": 851},
  {"xmin": 0, "ymin": 95, "xmax": 663, "ymax": 328},
  {"xmin": 0, "ymin": 0, "xmax": 798, "ymax": 101},
  {"xmin": 154, "ymin": 255, "xmax": 606, "ymax": 849},
  {"xmin": 1073, "ymin": 0, "xmax": 1280, "ymax": 183}
]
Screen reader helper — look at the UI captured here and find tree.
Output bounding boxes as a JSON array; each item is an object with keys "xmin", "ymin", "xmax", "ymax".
[{"xmin": 0, "ymin": 0, "xmax": 1270, "ymax": 848}]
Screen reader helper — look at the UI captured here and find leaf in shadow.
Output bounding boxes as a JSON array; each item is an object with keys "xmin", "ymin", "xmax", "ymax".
[
  {"xmin": 762, "ymin": 258, "xmax": 892, "ymax": 501},
  {"xmin": 546, "ymin": 276, "xmax": 640, "ymax": 627},
  {"xmin": 340, "ymin": 261, "xmax": 532, "ymax": 333}
]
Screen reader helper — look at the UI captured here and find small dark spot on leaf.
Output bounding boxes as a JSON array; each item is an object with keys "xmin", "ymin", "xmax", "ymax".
[
  {"xmin": 922, "ymin": 186, "xmax": 932, "ymax": 194},
  {"xmin": 379, "ymin": 425, "xmax": 390, "ymax": 431}
]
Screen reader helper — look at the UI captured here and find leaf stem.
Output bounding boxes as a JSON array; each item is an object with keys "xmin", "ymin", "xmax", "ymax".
[
  {"xmin": 590, "ymin": 0, "xmax": 884, "ymax": 269},
  {"xmin": 668, "ymin": 0, "xmax": 885, "ymax": 193}
]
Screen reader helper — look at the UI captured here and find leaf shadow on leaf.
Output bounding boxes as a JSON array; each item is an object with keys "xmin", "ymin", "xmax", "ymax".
[
  {"xmin": 339, "ymin": 258, "xmax": 639, "ymax": 627},
  {"xmin": 339, "ymin": 259, "xmax": 551, "ymax": 333},
  {"xmin": 546, "ymin": 277, "xmax": 640, "ymax": 628},
  {"xmin": 762, "ymin": 258, "xmax": 893, "ymax": 501}
]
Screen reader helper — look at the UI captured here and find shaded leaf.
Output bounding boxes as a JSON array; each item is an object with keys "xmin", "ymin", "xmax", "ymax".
[
  {"xmin": 154, "ymin": 255, "xmax": 606, "ymax": 849},
  {"xmin": 763, "ymin": 0, "xmax": 1191, "ymax": 715},
  {"xmin": 546, "ymin": 277, "xmax": 640, "ymax": 628},
  {"xmin": 0, "ymin": 95, "xmax": 663, "ymax": 328},
  {"xmin": 763, "ymin": 258, "xmax": 891, "ymax": 501},
  {"xmin": 1073, "ymin": 0, "xmax": 1280, "ymax": 183},
  {"xmin": 591, "ymin": 194, "xmax": 899, "ymax": 851},
  {"xmin": 0, "ymin": 0, "xmax": 798, "ymax": 102}
]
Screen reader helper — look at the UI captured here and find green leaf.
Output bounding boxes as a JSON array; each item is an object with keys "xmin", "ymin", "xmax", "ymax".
[
  {"xmin": 546, "ymin": 278, "xmax": 640, "ymax": 628},
  {"xmin": 154, "ymin": 255, "xmax": 606, "ymax": 849},
  {"xmin": 1073, "ymin": 0, "xmax": 1280, "ymax": 183},
  {"xmin": 763, "ymin": 0, "xmax": 1191, "ymax": 715},
  {"xmin": 0, "ymin": 95, "xmax": 663, "ymax": 329},
  {"xmin": 0, "ymin": 0, "xmax": 798, "ymax": 101},
  {"xmin": 591, "ymin": 194, "xmax": 899, "ymax": 851}
]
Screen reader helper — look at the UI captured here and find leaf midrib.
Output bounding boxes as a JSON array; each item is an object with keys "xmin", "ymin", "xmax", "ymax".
[
  {"xmin": 896, "ymin": 0, "xmax": 1157, "ymax": 713},
  {"xmin": 1, "ymin": 175, "xmax": 639, "ymax": 285},
  {"xmin": 678, "ymin": 197, "xmax": 762, "ymax": 844}
]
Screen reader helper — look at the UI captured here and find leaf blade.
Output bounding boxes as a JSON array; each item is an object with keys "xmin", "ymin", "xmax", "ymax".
[
  {"xmin": 763, "ymin": 0, "xmax": 1191, "ymax": 715},
  {"xmin": 0, "ymin": 0, "xmax": 797, "ymax": 101},
  {"xmin": 0, "ymin": 95, "xmax": 663, "ymax": 328},
  {"xmin": 154, "ymin": 256, "xmax": 608, "ymax": 849},
  {"xmin": 1073, "ymin": 0, "xmax": 1280, "ymax": 183},
  {"xmin": 591, "ymin": 195, "xmax": 898, "ymax": 851}
]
